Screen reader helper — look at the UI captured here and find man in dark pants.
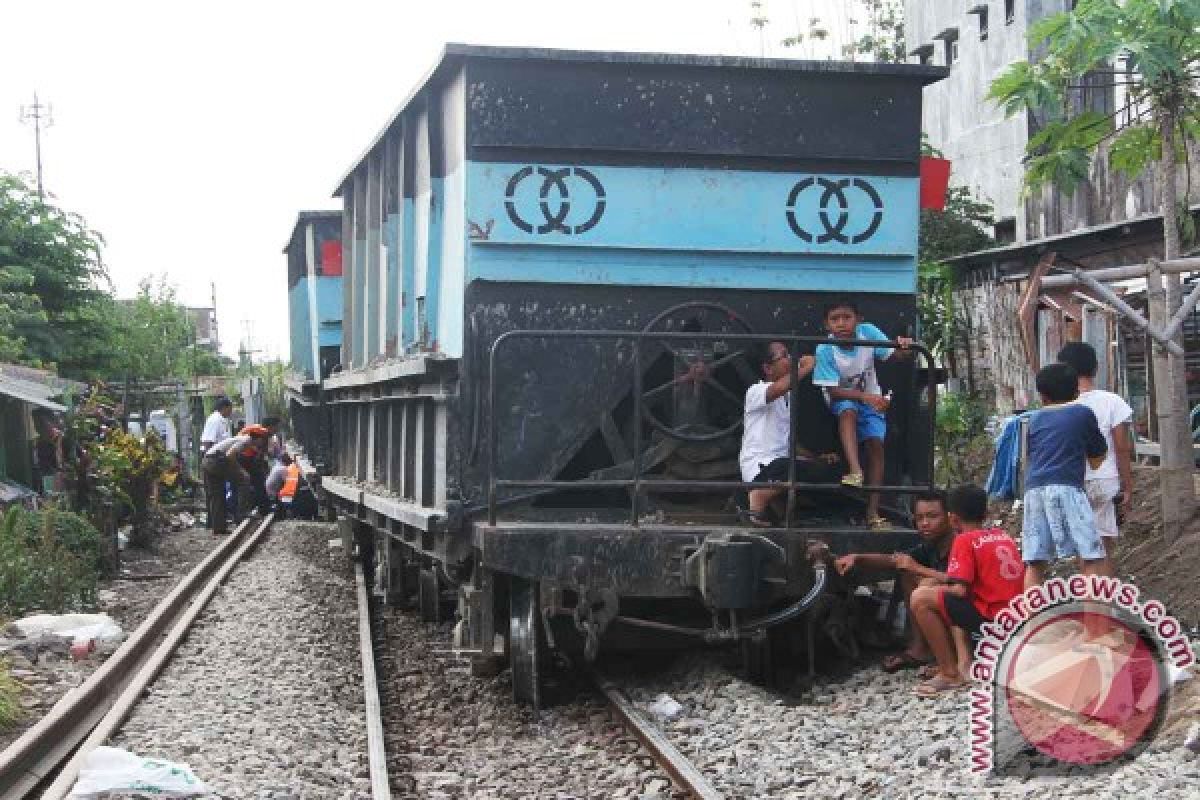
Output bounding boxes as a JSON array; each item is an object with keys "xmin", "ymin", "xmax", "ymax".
[
  {"xmin": 201, "ymin": 432, "xmax": 264, "ymax": 535},
  {"xmin": 834, "ymin": 490, "xmax": 956, "ymax": 672}
]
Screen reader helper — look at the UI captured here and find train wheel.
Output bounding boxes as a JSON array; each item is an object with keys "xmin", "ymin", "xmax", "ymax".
[
  {"xmin": 509, "ymin": 577, "xmax": 542, "ymax": 710},
  {"xmin": 418, "ymin": 567, "xmax": 441, "ymax": 624}
]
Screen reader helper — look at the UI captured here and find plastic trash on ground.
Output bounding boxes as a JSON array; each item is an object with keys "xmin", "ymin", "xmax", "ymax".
[
  {"xmin": 13, "ymin": 613, "xmax": 124, "ymax": 646},
  {"xmin": 69, "ymin": 746, "xmax": 211, "ymax": 797},
  {"xmin": 117, "ymin": 526, "xmax": 130, "ymax": 550},
  {"xmin": 647, "ymin": 693, "xmax": 684, "ymax": 721}
]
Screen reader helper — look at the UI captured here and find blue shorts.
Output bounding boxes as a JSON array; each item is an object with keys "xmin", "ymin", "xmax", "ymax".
[
  {"xmin": 829, "ymin": 399, "xmax": 887, "ymax": 443},
  {"xmin": 1022, "ymin": 484, "xmax": 1106, "ymax": 562}
]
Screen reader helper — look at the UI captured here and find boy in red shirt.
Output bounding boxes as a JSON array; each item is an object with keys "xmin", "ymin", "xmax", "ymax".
[{"xmin": 910, "ymin": 484, "xmax": 1024, "ymax": 696}]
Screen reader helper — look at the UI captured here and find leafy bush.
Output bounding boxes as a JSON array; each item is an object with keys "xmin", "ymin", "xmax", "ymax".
[
  {"xmin": 935, "ymin": 391, "xmax": 994, "ymax": 487},
  {"xmin": 0, "ymin": 506, "xmax": 100, "ymax": 616}
]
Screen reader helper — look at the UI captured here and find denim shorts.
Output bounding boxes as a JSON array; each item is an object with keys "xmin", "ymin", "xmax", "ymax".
[
  {"xmin": 1022, "ymin": 484, "xmax": 1106, "ymax": 562},
  {"xmin": 828, "ymin": 399, "xmax": 887, "ymax": 443}
]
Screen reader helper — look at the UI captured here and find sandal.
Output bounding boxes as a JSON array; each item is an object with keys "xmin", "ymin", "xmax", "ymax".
[
  {"xmin": 743, "ymin": 509, "xmax": 773, "ymax": 528},
  {"xmin": 915, "ymin": 674, "xmax": 967, "ymax": 697},
  {"xmin": 841, "ymin": 472, "xmax": 864, "ymax": 488},
  {"xmin": 882, "ymin": 652, "xmax": 929, "ymax": 673}
]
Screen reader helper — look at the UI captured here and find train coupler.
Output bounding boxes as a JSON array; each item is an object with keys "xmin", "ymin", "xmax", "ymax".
[{"xmin": 681, "ymin": 533, "xmax": 786, "ymax": 610}]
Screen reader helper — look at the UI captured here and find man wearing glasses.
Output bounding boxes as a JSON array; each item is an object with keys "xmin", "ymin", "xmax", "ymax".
[{"xmin": 738, "ymin": 341, "xmax": 831, "ymax": 527}]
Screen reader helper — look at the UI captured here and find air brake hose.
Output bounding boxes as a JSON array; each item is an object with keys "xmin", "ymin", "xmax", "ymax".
[{"xmin": 611, "ymin": 563, "xmax": 829, "ymax": 641}]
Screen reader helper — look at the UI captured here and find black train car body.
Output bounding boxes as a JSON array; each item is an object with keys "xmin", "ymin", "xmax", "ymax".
[{"xmin": 316, "ymin": 44, "xmax": 947, "ymax": 703}]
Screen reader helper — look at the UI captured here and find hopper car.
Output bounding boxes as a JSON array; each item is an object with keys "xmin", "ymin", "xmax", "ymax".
[{"xmin": 300, "ymin": 45, "xmax": 948, "ymax": 706}]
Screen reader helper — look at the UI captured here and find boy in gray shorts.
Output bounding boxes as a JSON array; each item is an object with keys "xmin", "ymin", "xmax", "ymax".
[
  {"xmin": 1022, "ymin": 363, "xmax": 1110, "ymax": 588},
  {"xmin": 1057, "ymin": 342, "xmax": 1134, "ymax": 562}
]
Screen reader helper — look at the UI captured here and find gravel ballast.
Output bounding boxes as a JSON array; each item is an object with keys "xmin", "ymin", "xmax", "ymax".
[
  {"xmin": 111, "ymin": 520, "xmax": 372, "ymax": 799},
  {"xmin": 615, "ymin": 648, "xmax": 1200, "ymax": 800},
  {"xmin": 375, "ymin": 605, "xmax": 679, "ymax": 799}
]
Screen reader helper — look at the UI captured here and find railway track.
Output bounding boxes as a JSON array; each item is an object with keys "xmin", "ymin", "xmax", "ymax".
[
  {"xmin": 0, "ymin": 514, "xmax": 275, "ymax": 799},
  {"xmin": 369, "ymin": 581, "xmax": 725, "ymax": 798}
]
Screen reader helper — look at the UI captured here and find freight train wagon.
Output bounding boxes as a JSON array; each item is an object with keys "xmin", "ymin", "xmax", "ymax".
[
  {"xmin": 284, "ymin": 210, "xmax": 343, "ymax": 469},
  {"xmin": 312, "ymin": 44, "xmax": 947, "ymax": 706}
]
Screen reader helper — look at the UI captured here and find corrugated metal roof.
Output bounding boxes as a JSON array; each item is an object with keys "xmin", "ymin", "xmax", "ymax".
[{"xmin": 0, "ymin": 374, "xmax": 67, "ymax": 411}]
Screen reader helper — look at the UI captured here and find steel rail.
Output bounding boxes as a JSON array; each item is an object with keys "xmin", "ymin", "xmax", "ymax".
[
  {"xmin": 0, "ymin": 515, "xmax": 267, "ymax": 799},
  {"xmin": 36, "ymin": 513, "xmax": 277, "ymax": 799},
  {"xmin": 353, "ymin": 562, "xmax": 392, "ymax": 800},
  {"xmin": 591, "ymin": 671, "xmax": 724, "ymax": 800}
]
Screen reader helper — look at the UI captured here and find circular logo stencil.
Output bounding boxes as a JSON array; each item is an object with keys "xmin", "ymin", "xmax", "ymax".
[{"xmin": 1002, "ymin": 606, "xmax": 1168, "ymax": 765}]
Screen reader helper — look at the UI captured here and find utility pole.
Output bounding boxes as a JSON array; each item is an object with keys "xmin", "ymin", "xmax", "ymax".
[{"xmin": 19, "ymin": 93, "xmax": 53, "ymax": 200}]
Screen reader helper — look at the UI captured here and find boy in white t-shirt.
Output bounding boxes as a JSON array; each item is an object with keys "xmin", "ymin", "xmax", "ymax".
[
  {"xmin": 813, "ymin": 300, "xmax": 913, "ymax": 529},
  {"xmin": 738, "ymin": 341, "xmax": 816, "ymax": 526},
  {"xmin": 1057, "ymin": 342, "xmax": 1134, "ymax": 560}
]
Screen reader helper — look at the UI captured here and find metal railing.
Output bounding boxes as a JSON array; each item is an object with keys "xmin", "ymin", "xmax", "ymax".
[{"xmin": 487, "ymin": 330, "xmax": 938, "ymax": 528}]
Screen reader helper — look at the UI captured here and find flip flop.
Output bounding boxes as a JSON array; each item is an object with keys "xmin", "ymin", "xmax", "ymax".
[
  {"xmin": 882, "ymin": 652, "xmax": 929, "ymax": 673},
  {"xmin": 742, "ymin": 509, "xmax": 773, "ymax": 528},
  {"xmin": 915, "ymin": 674, "xmax": 967, "ymax": 697},
  {"xmin": 841, "ymin": 472, "xmax": 864, "ymax": 488}
]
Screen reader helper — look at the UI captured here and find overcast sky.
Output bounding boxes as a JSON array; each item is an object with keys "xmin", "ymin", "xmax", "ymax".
[{"xmin": 1, "ymin": 0, "xmax": 860, "ymax": 362}]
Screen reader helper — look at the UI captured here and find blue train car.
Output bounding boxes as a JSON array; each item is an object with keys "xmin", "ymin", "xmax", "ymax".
[
  {"xmin": 316, "ymin": 45, "xmax": 946, "ymax": 705},
  {"xmin": 284, "ymin": 210, "xmax": 343, "ymax": 466}
]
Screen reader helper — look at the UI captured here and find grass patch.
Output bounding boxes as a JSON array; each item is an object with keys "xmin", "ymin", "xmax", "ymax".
[{"xmin": 0, "ymin": 659, "xmax": 22, "ymax": 730}]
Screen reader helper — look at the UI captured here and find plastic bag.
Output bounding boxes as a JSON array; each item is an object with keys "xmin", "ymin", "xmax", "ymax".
[
  {"xmin": 13, "ymin": 613, "xmax": 124, "ymax": 645},
  {"xmin": 69, "ymin": 746, "xmax": 211, "ymax": 797},
  {"xmin": 647, "ymin": 693, "xmax": 684, "ymax": 721}
]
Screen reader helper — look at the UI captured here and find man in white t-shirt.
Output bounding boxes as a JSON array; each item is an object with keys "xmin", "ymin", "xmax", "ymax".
[
  {"xmin": 200, "ymin": 396, "xmax": 233, "ymax": 455},
  {"xmin": 1058, "ymin": 342, "xmax": 1133, "ymax": 560},
  {"xmin": 738, "ymin": 341, "xmax": 817, "ymax": 526}
]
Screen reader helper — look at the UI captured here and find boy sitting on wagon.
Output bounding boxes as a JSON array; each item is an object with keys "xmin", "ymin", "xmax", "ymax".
[{"xmin": 813, "ymin": 299, "xmax": 913, "ymax": 529}]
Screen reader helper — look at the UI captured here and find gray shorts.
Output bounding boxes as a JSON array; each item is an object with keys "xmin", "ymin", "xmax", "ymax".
[{"xmin": 1022, "ymin": 484, "xmax": 1106, "ymax": 562}]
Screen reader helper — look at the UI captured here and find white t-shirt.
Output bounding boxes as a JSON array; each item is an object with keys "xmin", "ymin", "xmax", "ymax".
[
  {"xmin": 200, "ymin": 411, "xmax": 231, "ymax": 452},
  {"xmin": 739, "ymin": 382, "xmax": 790, "ymax": 482},
  {"xmin": 1075, "ymin": 390, "xmax": 1133, "ymax": 481},
  {"xmin": 812, "ymin": 322, "xmax": 894, "ymax": 404}
]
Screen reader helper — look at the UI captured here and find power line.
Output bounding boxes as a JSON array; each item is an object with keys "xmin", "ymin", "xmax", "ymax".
[{"xmin": 19, "ymin": 92, "xmax": 53, "ymax": 201}]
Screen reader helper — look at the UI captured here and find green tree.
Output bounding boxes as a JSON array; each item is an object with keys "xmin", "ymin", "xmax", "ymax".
[
  {"xmin": 0, "ymin": 265, "xmax": 45, "ymax": 362},
  {"xmin": 841, "ymin": 0, "xmax": 905, "ymax": 63},
  {"xmin": 988, "ymin": 0, "xmax": 1200, "ymax": 536},
  {"xmin": 109, "ymin": 276, "xmax": 226, "ymax": 382},
  {"xmin": 988, "ymin": 0, "xmax": 1199, "ymax": 251},
  {"xmin": 0, "ymin": 172, "xmax": 111, "ymax": 377}
]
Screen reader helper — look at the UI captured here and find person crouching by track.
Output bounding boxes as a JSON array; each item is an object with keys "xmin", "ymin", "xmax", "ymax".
[
  {"xmin": 833, "ymin": 489, "xmax": 956, "ymax": 673},
  {"xmin": 235, "ymin": 420, "xmax": 280, "ymax": 518},
  {"xmin": 201, "ymin": 430, "xmax": 267, "ymax": 535},
  {"xmin": 812, "ymin": 299, "xmax": 913, "ymax": 530},
  {"xmin": 265, "ymin": 453, "xmax": 301, "ymax": 517},
  {"xmin": 909, "ymin": 484, "xmax": 1024, "ymax": 696},
  {"xmin": 738, "ymin": 341, "xmax": 832, "ymax": 527}
]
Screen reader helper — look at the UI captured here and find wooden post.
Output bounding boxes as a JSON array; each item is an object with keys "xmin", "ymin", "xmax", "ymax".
[{"xmin": 1147, "ymin": 259, "xmax": 1193, "ymax": 539}]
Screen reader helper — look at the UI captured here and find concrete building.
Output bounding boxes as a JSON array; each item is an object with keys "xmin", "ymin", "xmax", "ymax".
[
  {"xmin": 909, "ymin": 1, "xmax": 1200, "ymax": 433},
  {"xmin": 905, "ymin": 0, "xmax": 1197, "ymax": 244}
]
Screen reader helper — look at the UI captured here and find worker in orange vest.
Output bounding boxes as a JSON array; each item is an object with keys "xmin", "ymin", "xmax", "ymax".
[{"xmin": 265, "ymin": 453, "xmax": 301, "ymax": 517}]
